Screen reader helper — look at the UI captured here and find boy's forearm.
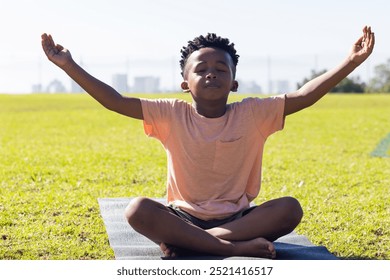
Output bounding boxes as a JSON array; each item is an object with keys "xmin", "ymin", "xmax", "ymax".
[
  {"xmin": 285, "ymin": 26, "xmax": 373, "ymax": 116},
  {"xmin": 61, "ymin": 60, "xmax": 123, "ymax": 110},
  {"xmin": 286, "ymin": 58, "xmax": 359, "ymax": 112},
  {"xmin": 298, "ymin": 58, "xmax": 358, "ymax": 102}
]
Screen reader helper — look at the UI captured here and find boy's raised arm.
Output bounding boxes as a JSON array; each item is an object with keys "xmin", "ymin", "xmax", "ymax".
[
  {"xmin": 284, "ymin": 26, "xmax": 375, "ymax": 116},
  {"xmin": 41, "ymin": 33, "xmax": 143, "ymax": 120}
]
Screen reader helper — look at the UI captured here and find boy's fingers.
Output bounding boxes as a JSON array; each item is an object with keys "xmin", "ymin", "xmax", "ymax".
[
  {"xmin": 354, "ymin": 35, "xmax": 363, "ymax": 47},
  {"xmin": 367, "ymin": 33, "xmax": 375, "ymax": 53},
  {"xmin": 364, "ymin": 26, "xmax": 375, "ymax": 52},
  {"xmin": 370, "ymin": 32, "xmax": 375, "ymax": 48},
  {"xmin": 41, "ymin": 33, "xmax": 54, "ymax": 51},
  {"xmin": 41, "ymin": 33, "xmax": 62, "ymax": 59},
  {"xmin": 41, "ymin": 39, "xmax": 52, "ymax": 54},
  {"xmin": 48, "ymin": 34, "xmax": 55, "ymax": 47},
  {"xmin": 56, "ymin": 44, "xmax": 64, "ymax": 52}
]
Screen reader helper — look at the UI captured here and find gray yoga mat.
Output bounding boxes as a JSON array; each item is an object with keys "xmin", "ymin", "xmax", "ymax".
[{"xmin": 98, "ymin": 198, "xmax": 338, "ymax": 260}]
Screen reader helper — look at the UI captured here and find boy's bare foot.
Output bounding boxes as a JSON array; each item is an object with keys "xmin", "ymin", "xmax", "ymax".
[
  {"xmin": 233, "ymin": 237, "xmax": 276, "ymax": 259},
  {"xmin": 160, "ymin": 237, "xmax": 276, "ymax": 259},
  {"xmin": 160, "ymin": 243, "xmax": 203, "ymax": 258},
  {"xmin": 160, "ymin": 243, "xmax": 177, "ymax": 258}
]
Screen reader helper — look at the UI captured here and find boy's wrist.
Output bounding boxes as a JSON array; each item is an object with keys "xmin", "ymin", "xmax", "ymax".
[
  {"xmin": 62, "ymin": 59, "xmax": 78, "ymax": 73},
  {"xmin": 345, "ymin": 56, "xmax": 361, "ymax": 69}
]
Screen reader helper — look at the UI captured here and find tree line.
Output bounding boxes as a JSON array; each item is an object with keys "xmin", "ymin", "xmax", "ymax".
[{"xmin": 297, "ymin": 58, "xmax": 390, "ymax": 93}]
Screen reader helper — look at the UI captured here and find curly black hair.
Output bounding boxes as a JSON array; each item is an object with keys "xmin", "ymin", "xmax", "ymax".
[{"xmin": 179, "ymin": 33, "xmax": 239, "ymax": 77}]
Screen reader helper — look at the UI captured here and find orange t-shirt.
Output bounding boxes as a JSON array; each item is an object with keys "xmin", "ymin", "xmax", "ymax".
[{"xmin": 141, "ymin": 95, "xmax": 285, "ymax": 220}]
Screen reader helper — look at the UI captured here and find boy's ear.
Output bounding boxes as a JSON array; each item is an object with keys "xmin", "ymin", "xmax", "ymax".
[
  {"xmin": 231, "ymin": 81, "xmax": 239, "ymax": 92},
  {"xmin": 181, "ymin": 81, "xmax": 190, "ymax": 93}
]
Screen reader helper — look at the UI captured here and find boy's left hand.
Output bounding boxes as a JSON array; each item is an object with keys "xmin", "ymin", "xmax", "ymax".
[
  {"xmin": 41, "ymin": 33, "xmax": 73, "ymax": 70},
  {"xmin": 349, "ymin": 25, "xmax": 375, "ymax": 65}
]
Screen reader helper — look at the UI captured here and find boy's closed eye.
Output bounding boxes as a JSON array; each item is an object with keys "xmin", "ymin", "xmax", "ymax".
[
  {"xmin": 216, "ymin": 67, "xmax": 228, "ymax": 72},
  {"xmin": 215, "ymin": 63, "xmax": 230, "ymax": 73},
  {"xmin": 194, "ymin": 66, "xmax": 228, "ymax": 74},
  {"xmin": 195, "ymin": 68, "xmax": 206, "ymax": 74}
]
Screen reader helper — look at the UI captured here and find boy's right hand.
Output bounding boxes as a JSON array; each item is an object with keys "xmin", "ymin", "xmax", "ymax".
[
  {"xmin": 41, "ymin": 33, "xmax": 143, "ymax": 120},
  {"xmin": 41, "ymin": 33, "xmax": 73, "ymax": 69}
]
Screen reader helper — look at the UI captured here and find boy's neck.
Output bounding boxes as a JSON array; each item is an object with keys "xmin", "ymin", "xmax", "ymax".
[{"xmin": 192, "ymin": 99, "xmax": 228, "ymax": 118}]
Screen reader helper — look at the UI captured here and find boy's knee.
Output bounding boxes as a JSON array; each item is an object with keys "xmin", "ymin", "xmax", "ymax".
[
  {"xmin": 282, "ymin": 196, "xmax": 303, "ymax": 225},
  {"xmin": 124, "ymin": 196, "xmax": 152, "ymax": 224}
]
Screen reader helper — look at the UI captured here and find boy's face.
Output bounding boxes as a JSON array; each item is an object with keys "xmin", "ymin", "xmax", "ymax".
[{"xmin": 181, "ymin": 47, "xmax": 238, "ymax": 102}]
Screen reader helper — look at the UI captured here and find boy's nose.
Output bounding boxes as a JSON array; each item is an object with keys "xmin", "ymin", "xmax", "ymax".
[{"xmin": 206, "ymin": 71, "xmax": 217, "ymax": 79}]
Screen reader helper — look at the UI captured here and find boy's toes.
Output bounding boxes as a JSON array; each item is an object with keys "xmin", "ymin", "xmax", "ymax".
[{"xmin": 160, "ymin": 243, "xmax": 178, "ymax": 258}]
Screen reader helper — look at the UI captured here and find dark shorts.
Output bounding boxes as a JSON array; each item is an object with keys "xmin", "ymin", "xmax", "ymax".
[{"xmin": 167, "ymin": 205, "xmax": 256, "ymax": 230}]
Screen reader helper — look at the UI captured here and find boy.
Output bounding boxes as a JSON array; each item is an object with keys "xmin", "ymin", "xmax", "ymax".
[{"xmin": 41, "ymin": 26, "xmax": 374, "ymax": 259}]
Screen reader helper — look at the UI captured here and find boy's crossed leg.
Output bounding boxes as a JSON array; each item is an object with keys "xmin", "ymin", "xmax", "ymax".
[
  {"xmin": 206, "ymin": 197, "xmax": 303, "ymax": 242},
  {"xmin": 124, "ymin": 197, "xmax": 302, "ymax": 259}
]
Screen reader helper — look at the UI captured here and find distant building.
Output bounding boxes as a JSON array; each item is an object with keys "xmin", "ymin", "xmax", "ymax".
[
  {"xmin": 237, "ymin": 80, "xmax": 262, "ymax": 94},
  {"xmin": 267, "ymin": 80, "xmax": 290, "ymax": 94},
  {"xmin": 31, "ymin": 84, "xmax": 43, "ymax": 93},
  {"xmin": 46, "ymin": 79, "xmax": 67, "ymax": 93},
  {"xmin": 112, "ymin": 74, "xmax": 128, "ymax": 93},
  {"xmin": 132, "ymin": 76, "xmax": 160, "ymax": 93}
]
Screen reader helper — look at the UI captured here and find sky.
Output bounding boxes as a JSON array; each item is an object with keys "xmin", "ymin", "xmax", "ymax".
[{"xmin": 0, "ymin": 0, "xmax": 389, "ymax": 93}]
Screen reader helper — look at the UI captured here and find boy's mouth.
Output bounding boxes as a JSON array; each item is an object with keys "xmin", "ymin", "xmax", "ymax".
[{"xmin": 205, "ymin": 82, "xmax": 220, "ymax": 88}]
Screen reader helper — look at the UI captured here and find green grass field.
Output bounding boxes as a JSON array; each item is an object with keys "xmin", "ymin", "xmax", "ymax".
[{"xmin": 0, "ymin": 93, "xmax": 389, "ymax": 260}]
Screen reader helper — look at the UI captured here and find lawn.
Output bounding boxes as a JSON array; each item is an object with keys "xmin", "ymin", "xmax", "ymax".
[{"xmin": 0, "ymin": 93, "xmax": 389, "ymax": 259}]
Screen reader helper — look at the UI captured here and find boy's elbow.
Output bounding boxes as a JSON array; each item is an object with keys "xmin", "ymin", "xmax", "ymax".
[
  {"xmin": 102, "ymin": 97, "xmax": 144, "ymax": 120},
  {"xmin": 93, "ymin": 94, "xmax": 122, "ymax": 113},
  {"xmin": 103, "ymin": 101, "xmax": 123, "ymax": 114},
  {"xmin": 284, "ymin": 92, "xmax": 312, "ymax": 115},
  {"xmin": 103, "ymin": 104, "xmax": 117, "ymax": 113}
]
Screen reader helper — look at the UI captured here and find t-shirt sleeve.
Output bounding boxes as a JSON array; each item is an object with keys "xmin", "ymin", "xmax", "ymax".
[
  {"xmin": 249, "ymin": 94, "xmax": 286, "ymax": 138},
  {"xmin": 140, "ymin": 98, "xmax": 175, "ymax": 143}
]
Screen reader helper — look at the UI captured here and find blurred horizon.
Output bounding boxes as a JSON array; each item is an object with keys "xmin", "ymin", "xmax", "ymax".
[{"xmin": 1, "ymin": 0, "xmax": 388, "ymax": 94}]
